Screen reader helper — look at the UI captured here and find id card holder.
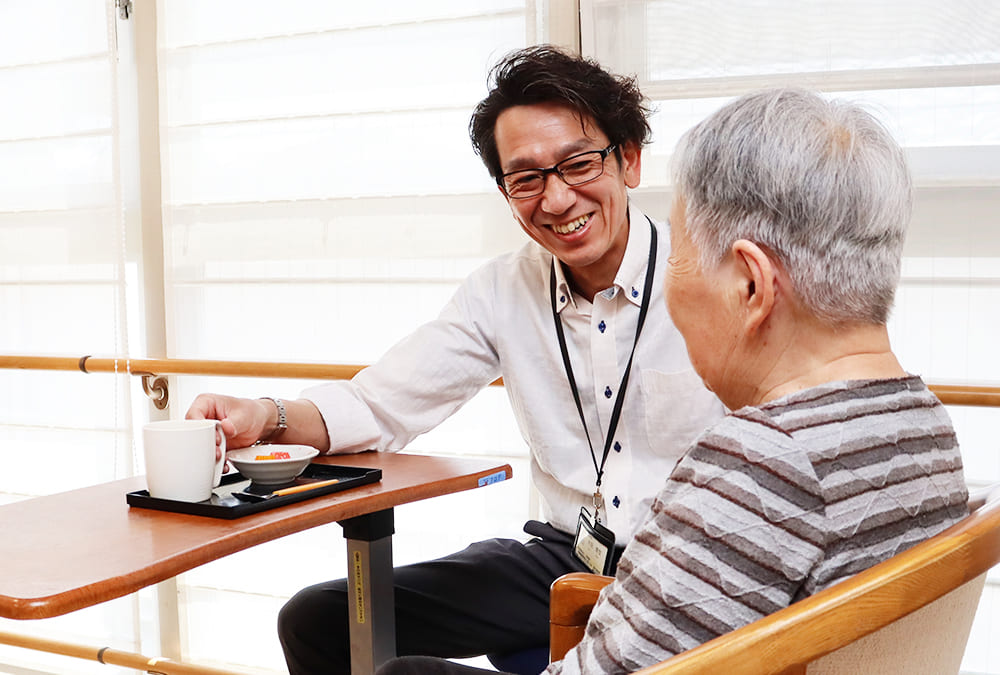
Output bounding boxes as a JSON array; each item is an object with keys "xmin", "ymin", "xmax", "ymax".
[{"xmin": 572, "ymin": 507, "xmax": 617, "ymax": 575}]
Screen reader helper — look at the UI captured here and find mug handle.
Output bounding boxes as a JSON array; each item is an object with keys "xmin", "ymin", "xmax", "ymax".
[{"xmin": 212, "ymin": 420, "xmax": 226, "ymax": 487}]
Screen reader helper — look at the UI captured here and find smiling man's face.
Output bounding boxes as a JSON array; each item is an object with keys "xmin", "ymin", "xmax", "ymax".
[{"xmin": 494, "ymin": 102, "xmax": 641, "ymax": 298}]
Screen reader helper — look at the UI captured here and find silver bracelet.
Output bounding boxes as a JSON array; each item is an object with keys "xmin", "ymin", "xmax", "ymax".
[{"xmin": 257, "ymin": 397, "xmax": 288, "ymax": 443}]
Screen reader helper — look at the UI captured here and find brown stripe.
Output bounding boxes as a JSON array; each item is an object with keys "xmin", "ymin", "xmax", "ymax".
[
  {"xmin": 810, "ymin": 430, "xmax": 959, "ymax": 475},
  {"xmin": 763, "ymin": 377, "xmax": 925, "ymax": 416},
  {"xmin": 610, "ymin": 561, "xmax": 756, "ymax": 653},
  {"xmin": 669, "ymin": 465, "xmax": 827, "ymax": 546},
  {"xmin": 820, "ymin": 462, "xmax": 966, "ymax": 505},
  {"xmin": 597, "ymin": 589, "xmax": 691, "ymax": 664},
  {"xmin": 779, "ymin": 395, "xmax": 943, "ymax": 434},
  {"xmin": 812, "ymin": 503, "xmax": 969, "ymax": 590},
  {"xmin": 679, "ymin": 438, "xmax": 824, "ymax": 512},
  {"xmin": 632, "ymin": 507, "xmax": 810, "ymax": 612}
]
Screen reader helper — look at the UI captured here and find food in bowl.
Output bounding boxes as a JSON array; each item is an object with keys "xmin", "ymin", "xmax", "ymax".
[
  {"xmin": 227, "ymin": 444, "xmax": 320, "ymax": 485},
  {"xmin": 255, "ymin": 451, "xmax": 291, "ymax": 460}
]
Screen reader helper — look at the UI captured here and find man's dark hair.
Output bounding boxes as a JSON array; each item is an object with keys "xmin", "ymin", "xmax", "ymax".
[{"xmin": 469, "ymin": 45, "xmax": 652, "ymax": 184}]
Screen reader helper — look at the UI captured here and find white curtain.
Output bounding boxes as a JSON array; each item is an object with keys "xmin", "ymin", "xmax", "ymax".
[
  {"xmin": 0, "ymin": 2, "xmax": 135, "ymax": 492},
  {"xmin": 0, "ymin": 2, "xmax": 146, "ymax": 673}
]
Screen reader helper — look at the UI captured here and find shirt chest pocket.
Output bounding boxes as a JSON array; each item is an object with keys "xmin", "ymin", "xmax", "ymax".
[{"xmin": 640, "ymin": 368, "xmax": 725, "ymax": 461}]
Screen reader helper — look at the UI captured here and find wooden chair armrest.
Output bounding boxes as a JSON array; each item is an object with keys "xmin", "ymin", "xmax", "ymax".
[{"xmin": 549, "ymin": 572, "xmax": 614, "ymax": 662}]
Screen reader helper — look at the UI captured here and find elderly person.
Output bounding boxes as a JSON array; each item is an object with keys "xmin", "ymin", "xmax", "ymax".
[{"xmin": 376, "ymin": 88, "xmax": 969, "ymax": 675}]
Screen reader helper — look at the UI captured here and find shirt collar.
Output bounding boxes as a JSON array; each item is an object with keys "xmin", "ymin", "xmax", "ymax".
[
  {"xmin": 613, "ymin": 203, "xmax": 652, "ymax": 309},
  {"xmin": 551, "ymin": 202, "xmax": 651, "ymax": 314},
  {"xmin": 551, "ymin": 255, "xmax": 574, "ymax": 314}
]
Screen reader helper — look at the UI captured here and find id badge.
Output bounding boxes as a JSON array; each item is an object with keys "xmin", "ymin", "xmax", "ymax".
[{"xmin": 572, "ymin": 507, "xmax": 617, "ymax": 575}]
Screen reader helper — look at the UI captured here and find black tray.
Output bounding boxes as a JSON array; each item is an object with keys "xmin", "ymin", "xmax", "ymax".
[{"xmin": 126, "ymin": 463, "xmax": 382, "ymax": 519}]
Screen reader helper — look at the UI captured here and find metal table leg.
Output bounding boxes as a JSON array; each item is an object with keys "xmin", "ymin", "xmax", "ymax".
[{"xmin": 340, "ymin": 508, "xmax": 396, "ymax": 675}]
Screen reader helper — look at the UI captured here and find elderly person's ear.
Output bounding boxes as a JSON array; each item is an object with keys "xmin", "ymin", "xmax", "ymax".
[{"xmin": 731, "ymin": 239, "xmax": 777, "ymax": 333}]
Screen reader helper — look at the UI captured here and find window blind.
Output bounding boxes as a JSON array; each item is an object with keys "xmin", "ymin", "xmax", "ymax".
[
  {"xmin": 0, "ymin": 2, "xmax": 146, "ymax": 673},
  {"xmin": 0, "ymin": 0, "xmax": 135, "ymax": 493}
]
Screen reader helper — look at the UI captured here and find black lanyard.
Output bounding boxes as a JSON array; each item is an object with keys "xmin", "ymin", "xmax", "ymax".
[{"xmin": 549, "ymin": 216, "xmax": 657, "ymax": 503}]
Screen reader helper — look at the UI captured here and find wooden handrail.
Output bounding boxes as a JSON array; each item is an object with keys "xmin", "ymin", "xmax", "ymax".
[
  {"xmin": 0, "ymin": 354, "xmax": 367, "ymax": 381},
  {"xmin": 923, "ymin": 384, "xmax": 1000, "ymax": 408},
  {"xmin": 0, "ymin": 628, "xmax": 245, "ymax": 675},
  {"xmin": 0, "ymin": 354, "xmax": 507, "ymax": 387},
  {"xmin": 1, "ymin": 354, "xmax": 998, "ymax": 406}
]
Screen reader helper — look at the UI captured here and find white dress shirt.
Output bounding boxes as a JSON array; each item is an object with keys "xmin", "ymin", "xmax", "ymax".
[{"xmin": 302, "ymin": 203, "xmax": 725, "ymax": 542}]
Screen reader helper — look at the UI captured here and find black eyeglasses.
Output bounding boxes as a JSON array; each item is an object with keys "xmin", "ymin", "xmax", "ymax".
[{"xmin": 499, "ymin": 144, "xmax": 617, "ymax": 199}]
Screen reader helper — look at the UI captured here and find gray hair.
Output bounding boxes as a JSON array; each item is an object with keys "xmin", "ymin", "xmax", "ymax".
[{"xmin": 671, "ymin": 88, "xmax": 912, "ymax": 325}]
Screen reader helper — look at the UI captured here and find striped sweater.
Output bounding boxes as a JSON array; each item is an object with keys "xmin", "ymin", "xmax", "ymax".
[{"xmin": 550, "ymin": 376, "xmax": 968, "ymax": 674}]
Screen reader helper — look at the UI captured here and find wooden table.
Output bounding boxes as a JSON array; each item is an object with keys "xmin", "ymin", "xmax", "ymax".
[{"xmin": 0, "ymin": 451, "xmax": 513, "ymax": 674}]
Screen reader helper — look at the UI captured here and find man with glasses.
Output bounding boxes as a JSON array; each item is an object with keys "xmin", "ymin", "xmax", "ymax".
[{"xmin": 187, "ymin": 45, "xmax": 724, "ymax": 674}]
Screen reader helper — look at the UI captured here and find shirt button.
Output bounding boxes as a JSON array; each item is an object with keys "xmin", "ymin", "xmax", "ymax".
[
  {"xmin": 612, "ymin": 496, "xmax": 621, "ymax": 508},
  {"xmin": 613, "ymin": 441, "xmax": 621, "ymax": 452},
  {"xmin": 560, "ymin": 295, "xmax": 566, "ymax": 303},
  {"xmin": 598, "ymin": 320, "xmax": 606, "ymax": 333},
  {"xmin": 604, "ymin": 386, "xmax": 612, "ymax": 398},
  {"xmin": 631, "ymin": 287, "xmax": 639, "ymax": 298}
]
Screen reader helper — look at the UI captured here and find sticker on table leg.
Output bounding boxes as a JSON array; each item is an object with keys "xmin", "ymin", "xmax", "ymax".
[{"xmin": 353, "ymin": 549, "xmax": 366, "ymax": 624}]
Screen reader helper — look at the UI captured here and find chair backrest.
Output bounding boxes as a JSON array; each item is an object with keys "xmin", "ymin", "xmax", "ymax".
[
  {"xmin": 800, "ymin": 572, "xmax": 985, "ymax": 675},
  {"xmin": 799, "ymin": 484, "xmax": 1000, "ymax": 675},
  {"xmin": 550, "ymin": 484, "xmax": 1000, "ymax": 674}
]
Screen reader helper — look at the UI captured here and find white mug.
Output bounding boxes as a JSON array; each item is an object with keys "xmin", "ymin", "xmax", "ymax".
[{"xmin": 143, "ymin": 419, "xmax": 226, "ymax": 502}]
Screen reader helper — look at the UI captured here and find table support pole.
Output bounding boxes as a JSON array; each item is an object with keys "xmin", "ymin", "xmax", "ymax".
[
  {"xmin": 341, "ymin": 508, "xmax": 396, "ymax": 675},
  {"xmin": 155, "ymin": 577, "xmax": 182, "ymax": 660}
]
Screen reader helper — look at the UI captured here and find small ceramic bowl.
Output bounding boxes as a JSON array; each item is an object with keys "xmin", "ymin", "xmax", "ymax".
[{"xmin": 227, "ymin": 444, "xmax": 319, "ymax": 485}]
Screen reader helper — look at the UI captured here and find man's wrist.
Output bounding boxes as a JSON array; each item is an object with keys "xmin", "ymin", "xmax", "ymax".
[{"xmin": 257, "ymin": 397, "xmax": 288, "ymax": 443}]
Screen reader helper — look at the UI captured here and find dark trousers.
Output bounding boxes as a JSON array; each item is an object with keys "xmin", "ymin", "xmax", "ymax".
[
  {"xmin": 376, "ymin": 655, "xmax": 503, "ymax": 675},
  {"xmin": 277, "ymin": 521, "xmax": 592, "ymax": 675}
]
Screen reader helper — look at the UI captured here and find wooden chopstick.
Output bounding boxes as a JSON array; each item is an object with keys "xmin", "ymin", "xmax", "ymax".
[{"xmin": 272, "ymin": 478, "xmax": 340, "ymax": 497}]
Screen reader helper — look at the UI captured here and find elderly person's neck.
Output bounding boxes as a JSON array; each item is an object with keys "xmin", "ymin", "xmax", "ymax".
[{"xmin": 746, "ymin": 305, "xmax": 906, "ymax": 409}]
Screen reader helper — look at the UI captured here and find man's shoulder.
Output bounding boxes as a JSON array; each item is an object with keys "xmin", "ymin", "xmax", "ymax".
[{"xmin": 464, "ymin": 239, "xmax": 551, "ymax": 289}]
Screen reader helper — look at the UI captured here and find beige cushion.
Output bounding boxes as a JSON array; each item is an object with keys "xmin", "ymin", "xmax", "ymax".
[{"xmin": 807, "ymin": 574, "xmax": 987, "ymax": 675}]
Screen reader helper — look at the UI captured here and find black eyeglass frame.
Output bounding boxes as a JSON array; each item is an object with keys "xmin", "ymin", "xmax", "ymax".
[{"xmin": 498, "ymin": 144, "xmax": 618, "ymax": 199}]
